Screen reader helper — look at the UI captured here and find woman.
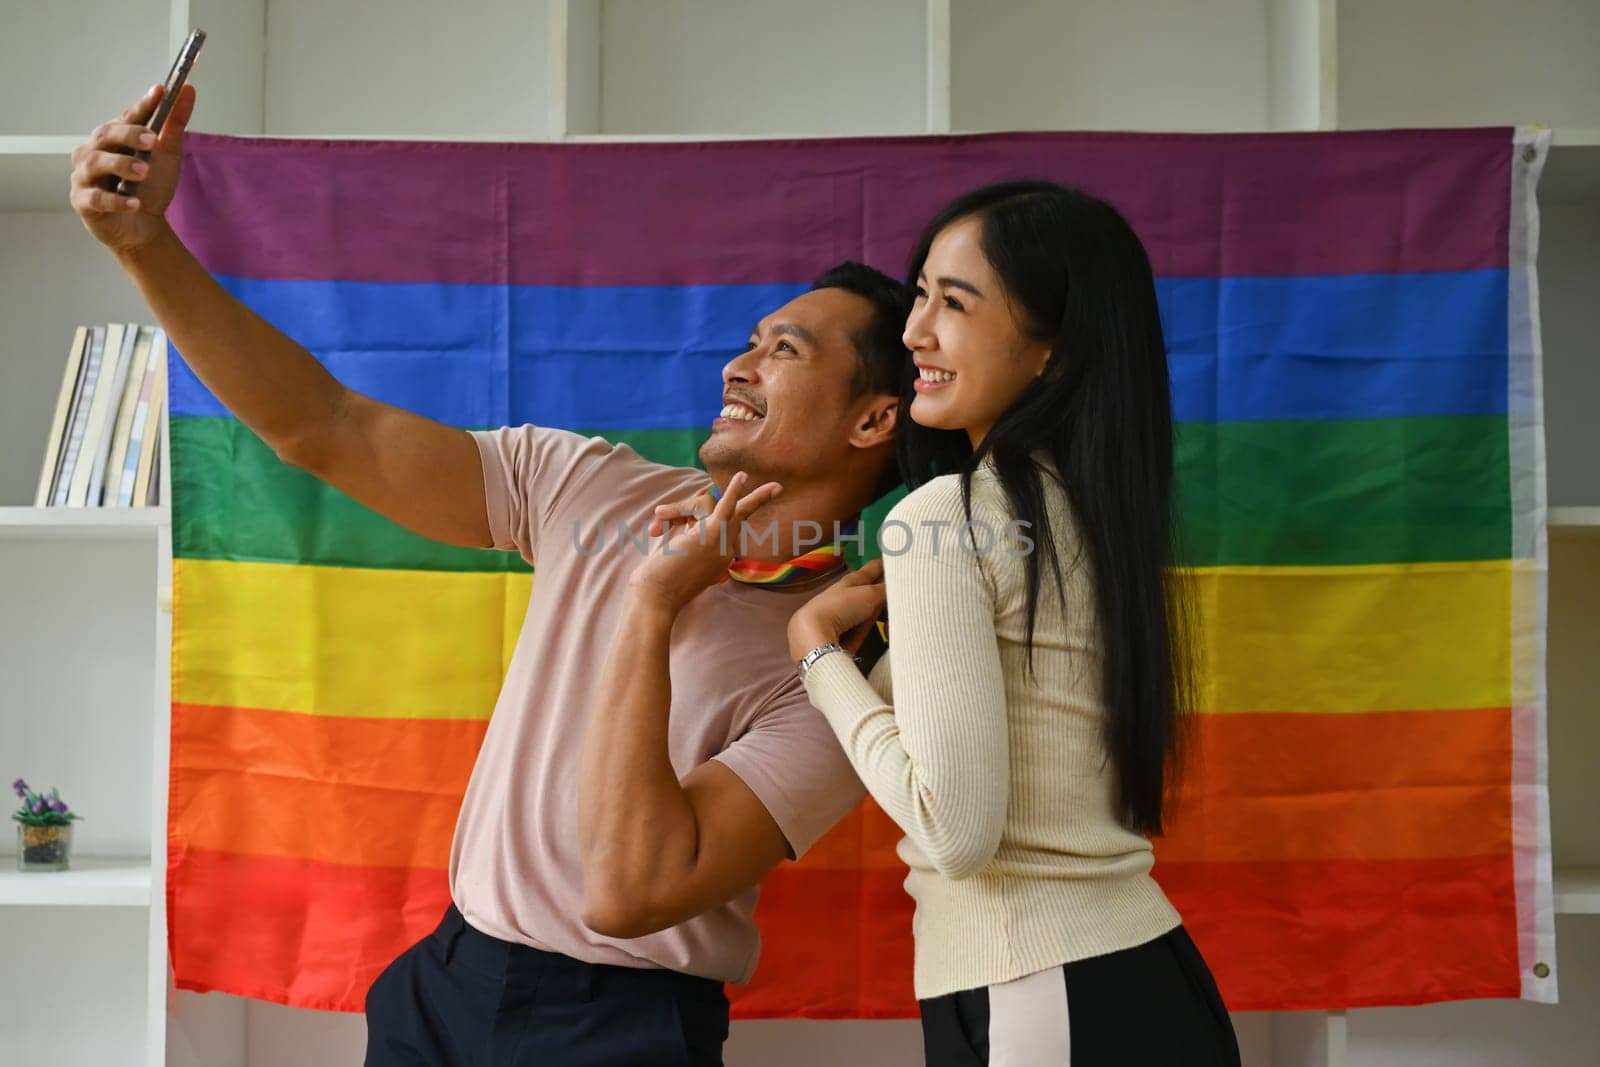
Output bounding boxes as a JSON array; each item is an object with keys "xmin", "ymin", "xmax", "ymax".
[{"xmin": 788, "ymin": 181, "xmax": 1241, "ymax": 1065}]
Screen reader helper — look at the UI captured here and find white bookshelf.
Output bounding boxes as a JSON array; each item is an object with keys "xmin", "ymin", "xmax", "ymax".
[
  {"xmin": 1, "ymin": 2, "xmax": 1596, "ymax": 1066},
  {"xmin": 0, "ymin": 136, "xmax": 82, "ymax": 212},
  {"xmin": 1551, "ymin": 506, "xmax": 1600, "ymax": 532},
  {"xmin": 0, "ymin": 856, "xmax": 153, "ymax": 907},
  {"xmin": 1555, "ymin": 868, "xmax": 1600, "ymax": 916},
  {"xmin": 0, "ymin": 507, "xmax": 170, "ymax": 539}
]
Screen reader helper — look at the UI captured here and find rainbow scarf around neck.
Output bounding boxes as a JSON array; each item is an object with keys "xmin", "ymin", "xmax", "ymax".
[{"xmin": 707, "ymin": 482, "xmax": 855, "ymax": 585}]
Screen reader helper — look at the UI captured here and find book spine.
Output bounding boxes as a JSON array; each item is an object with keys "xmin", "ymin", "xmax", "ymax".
[
  {"xmin": 86, "ymin": 324, "xmax": 138, "ymax": 506},
  {"xmin": 119, "ymin": 335, "xmax": 162, "ymax": 508},
  {"xmin": 35, "ymin": 327, "xmax": 90, "ymax": 507},
  {"xmin": 53, "ymin": 326, "xmax": 107, "ymax": 507},
  {"xmin": 104, "ymin": 326, "xmax": 154, "ymax": 507}
]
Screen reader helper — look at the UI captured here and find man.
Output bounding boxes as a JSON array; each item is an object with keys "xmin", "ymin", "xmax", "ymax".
[{"xmin": 71, "ymin": 83, "xmax": 909, "ymax": 1064}]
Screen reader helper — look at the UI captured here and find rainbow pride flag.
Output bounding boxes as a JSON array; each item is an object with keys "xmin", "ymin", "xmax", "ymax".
[{"xmin": 166, "ymin": 128, "xmax": 1552, "ymax": 1015}]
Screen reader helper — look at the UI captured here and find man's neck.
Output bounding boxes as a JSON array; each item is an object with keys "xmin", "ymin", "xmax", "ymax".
[{"xmin": 710, "ymin": 477, "xmax": 859, "ymax": 563}]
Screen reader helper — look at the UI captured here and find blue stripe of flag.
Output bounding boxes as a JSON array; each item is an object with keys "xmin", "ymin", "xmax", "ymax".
[{"xmin": 169, "ymin": 271, "xmax": 1509, "ymax": 427}]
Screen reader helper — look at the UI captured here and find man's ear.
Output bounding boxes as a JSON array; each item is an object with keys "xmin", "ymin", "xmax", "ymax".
[{"xmin": 850, "ymin": 395, "xmax": 899, "ymax": 450}]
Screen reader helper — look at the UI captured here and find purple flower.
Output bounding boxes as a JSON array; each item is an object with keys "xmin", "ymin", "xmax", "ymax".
[
  {"xmin": 31, "ymin": 799, "xmax": 46, "ymax": 814},
  {"xmin": 47, "ymin": 799, "xmax": 68, "ymax": 814},
  {"xmin": 11, "ymin": 778, "xmax": 26, "ymax": 798}
]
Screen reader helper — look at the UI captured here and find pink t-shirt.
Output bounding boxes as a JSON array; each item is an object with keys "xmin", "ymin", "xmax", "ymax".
[{"xmin": 449, "ymin": 425, "xmax": 864, "ymax": 983}]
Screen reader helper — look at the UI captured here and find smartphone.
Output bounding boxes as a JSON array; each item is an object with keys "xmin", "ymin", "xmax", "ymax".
[{"xmin": 114, "ymin": 29, "xmax": 206, "ymax": 196}]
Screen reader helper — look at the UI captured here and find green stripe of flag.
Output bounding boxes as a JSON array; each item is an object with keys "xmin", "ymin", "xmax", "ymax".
[{"xmin": 171, "ymin": 415, "xmax": 1508, "ymax": 571}]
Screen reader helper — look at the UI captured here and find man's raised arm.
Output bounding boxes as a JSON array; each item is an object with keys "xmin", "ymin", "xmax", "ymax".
[{"xmin": 70, "ymin": 83, "xmax": 490, "ymax": 550}]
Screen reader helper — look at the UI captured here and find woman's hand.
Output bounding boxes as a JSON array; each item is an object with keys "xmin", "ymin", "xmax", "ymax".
[
  {"xmin": 788, "ymin": 559, "xmax": 886, "ymax": 664},
  {"xmin": 628, "ymin": 472, "xmax": 782, "ymax": 612}
]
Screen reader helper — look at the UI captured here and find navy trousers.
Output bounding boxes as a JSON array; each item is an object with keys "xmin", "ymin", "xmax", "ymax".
[{"xmin": 364, "ymin": 905, "xmax": 730, "ymax": 1066}]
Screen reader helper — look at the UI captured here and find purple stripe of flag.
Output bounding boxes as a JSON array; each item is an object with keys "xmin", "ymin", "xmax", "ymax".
[{"xmin": 170, "ymin": 128, "xmax": 1511, "ymax": 287}]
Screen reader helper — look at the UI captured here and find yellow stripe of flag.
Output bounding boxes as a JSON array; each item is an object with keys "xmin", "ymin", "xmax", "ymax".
[
  {"xmin": 1184, "ymin": 561, "xmax": 1514, "ymax": 714},
  {"xmin": 174, "ymin": 558, "xmax": 529, "ymax": 720},
  {"xmin": 174, "ymin": 557, "xmax": 1515, "ymax": 719}
]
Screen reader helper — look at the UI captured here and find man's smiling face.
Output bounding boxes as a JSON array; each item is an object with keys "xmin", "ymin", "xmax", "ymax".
[{"xmin": 698, "ymin": 287, "xmax": 878, "ymax": 487}]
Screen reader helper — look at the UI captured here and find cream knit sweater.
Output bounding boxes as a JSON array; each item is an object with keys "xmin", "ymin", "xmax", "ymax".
[{"xmin": 802, "ymin": 460, "xmax": 1181, "ymax": 999}]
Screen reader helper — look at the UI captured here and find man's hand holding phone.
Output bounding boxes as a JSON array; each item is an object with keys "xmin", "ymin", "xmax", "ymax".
[{"xmin": 70, "ymin": 79, "xmax": 197, "ymax": 254}]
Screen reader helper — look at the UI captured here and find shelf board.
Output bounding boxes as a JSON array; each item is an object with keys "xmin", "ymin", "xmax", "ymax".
[
  {"xmin": 1552, "ymin": 128, "xmax": 1600, "ymax": 146},
  {"xmin": 0, "ymin": 855, "xmax": 151, "ymax": 907},
  {"xmin": 1551, "ymin": 506, "xmax": 1600, "ymax": 538},
  {"xmin": 0, "ymin": 506, "xmax": 169, "ymax": 539},
  {"xmin": 0, "ymin": 135, "xmax": 80, "ymax": 211},
  {"xmin": 1555, "ymin": 866, "xmax": 1600, "ymax": 915}
]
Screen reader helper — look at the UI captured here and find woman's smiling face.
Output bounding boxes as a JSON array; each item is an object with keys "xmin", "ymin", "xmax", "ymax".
[{"xmin": 902, "ymin": 215, "xmax": 1052, "ymax": 447}]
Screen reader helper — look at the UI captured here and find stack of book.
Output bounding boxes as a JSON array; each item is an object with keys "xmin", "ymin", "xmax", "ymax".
[{"xmin": 34, "ymin": 324, "xmax": 168, "ymax": 509}]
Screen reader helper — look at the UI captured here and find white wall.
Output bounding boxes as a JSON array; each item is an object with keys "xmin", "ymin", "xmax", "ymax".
[
  {"xmin": 263, "ymin": 0, "xmax": 552, "ymax": 138},
  {"xmin": 1540, "ymin": 196, "xmax": 1600, "ymax": 509},
  {"xmin": 0, "ymin": 536, "xmax": 156, "ymax": 855},
  {"xmin": 952, "ymin": 0, "xmax": 1276, "ymax": 132},
  {"xmin": 599, "ymin": 0, "xmax": 928, "ymax": 135},
  {"xmin": 0, "ymin": 908, "xmax": 149, "ymax": 1061},
  {"xmin": 4, "ymin": 0, "xmax": 170, "ymax": 135},
  {"xmin": 1337, "ymin": 0, "xmax": 1600, "ymax": 129}
]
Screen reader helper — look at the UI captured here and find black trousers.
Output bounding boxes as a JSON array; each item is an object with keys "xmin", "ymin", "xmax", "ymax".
[
  {"xmin": 364, "ymin": 904, "xmax": 730, "ymax": 1066},
  {"xmin": 920, "ymin": 926, "xmax": 1241, "ymax": 1066}
]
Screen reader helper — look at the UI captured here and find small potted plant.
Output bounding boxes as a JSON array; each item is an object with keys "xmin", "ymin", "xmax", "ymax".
[{"xmin": 11, "ymin": 779, "xmax": 83, "ymax": 872}]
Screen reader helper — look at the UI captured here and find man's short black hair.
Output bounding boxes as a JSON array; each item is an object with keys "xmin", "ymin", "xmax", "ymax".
[{"xmin": 811, "ymin": 261, "xmax": 912, "ymax": 501}]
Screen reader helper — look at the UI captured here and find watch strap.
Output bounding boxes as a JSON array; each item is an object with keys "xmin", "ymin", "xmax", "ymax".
[{"xmin": 797, "ymin": 642, "xmax": 847, "ymax": 680}]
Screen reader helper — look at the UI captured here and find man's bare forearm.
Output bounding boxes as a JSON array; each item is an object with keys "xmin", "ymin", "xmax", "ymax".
[
  {"xmin": 116, "ymin": 222, "xmax": 343, "ymax": 461},
  {"xmin": 577, "ymin": 591, "xmax": 702, "ymax": 933}
]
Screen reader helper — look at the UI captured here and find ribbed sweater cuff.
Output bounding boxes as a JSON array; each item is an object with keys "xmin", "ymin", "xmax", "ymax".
[{"xmin": 801, "ymin": 650, "xmax": 888, "ymax": 736}]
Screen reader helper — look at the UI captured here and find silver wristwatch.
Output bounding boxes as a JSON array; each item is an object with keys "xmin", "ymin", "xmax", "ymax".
[{"xmin": 796, "ymin": 643, "xmax": 848, "ymax": 680}]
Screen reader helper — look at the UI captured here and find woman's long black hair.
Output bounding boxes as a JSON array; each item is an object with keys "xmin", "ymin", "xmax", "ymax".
[{"xmin": 898, "ymin": 180, "xmax": 1194, "ymax": 836}]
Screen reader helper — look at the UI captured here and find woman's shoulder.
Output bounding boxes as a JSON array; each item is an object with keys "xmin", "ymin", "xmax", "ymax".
[
  {"xmin": 886, "ymin": 473, "xmax": 962, "ymax": 520},
  {"xmin": 886, "ymin": 471, "xmax": 1010, "ymax": 525},
  {"xmin": 882, "ymin": 472, "xmax": 1020, "ymax": 573},
  {"xmin": 899, "ymin": 456, "xmax": 1045, "ymax": 501}
]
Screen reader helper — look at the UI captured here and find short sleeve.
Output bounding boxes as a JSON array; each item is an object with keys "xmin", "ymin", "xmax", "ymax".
[
  {"xmin": 712, "ymin": 686, "xmax": 866, "ymax": 860},
  {"xmin": 470, "ymin": 425, "xmax": 635, "ymax": 566}
]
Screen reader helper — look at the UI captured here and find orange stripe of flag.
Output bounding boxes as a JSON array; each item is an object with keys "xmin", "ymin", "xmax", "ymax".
[
  {"xmin": 170, "ymin": 703, "xmax": 1514, "ymax": 870},
  {"xmin": 170, "ymin": 703, "xmax": 485, "ymax": 869},
  {"xmin": 1154, "ymin": 706, "xmax": 1513, "ymax": 863}
]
